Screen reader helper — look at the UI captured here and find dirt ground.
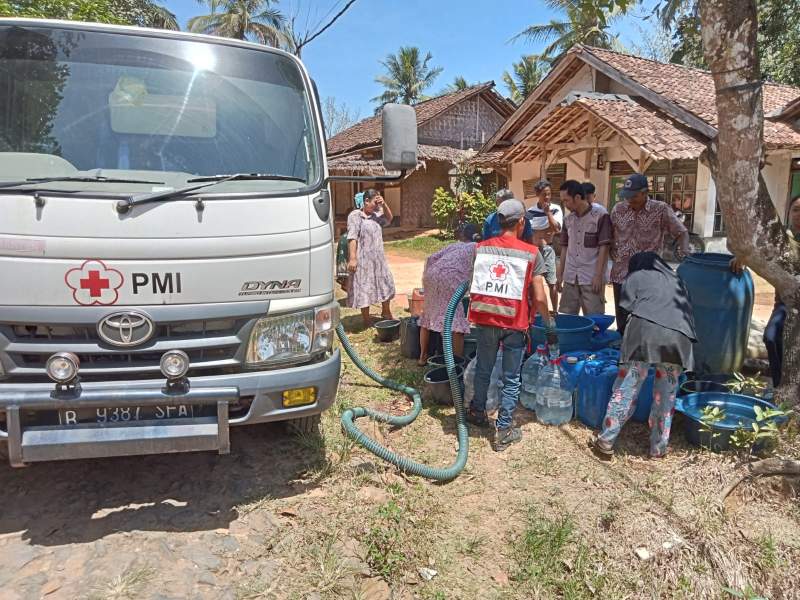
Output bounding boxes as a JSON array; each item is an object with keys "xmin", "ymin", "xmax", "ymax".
[{"xmin": 0, "ymin": 238, "xmax": 796, "ymax": 600}]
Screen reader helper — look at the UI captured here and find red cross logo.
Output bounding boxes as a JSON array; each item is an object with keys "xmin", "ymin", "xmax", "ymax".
[
  {"xmin": 80, "ymin": 270, "xmax": 110, "ymax": 298},
  {"xmin": 65, "ymin": 260, "xmax": 124, "ymax": 306},
  {"xmin": 489, "ymin": 260, "xmax": 509, "ymax": 281}
]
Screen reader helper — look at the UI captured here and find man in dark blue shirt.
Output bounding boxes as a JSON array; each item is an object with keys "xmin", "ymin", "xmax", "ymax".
[{"xmin": 482, "ymin": 189, "xmax": 532, "ymax": 241}]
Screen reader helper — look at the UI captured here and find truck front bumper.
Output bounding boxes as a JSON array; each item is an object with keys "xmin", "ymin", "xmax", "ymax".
[{"xmin": 0, "ymin": 350, "xmax": 341, "ymax": 466}]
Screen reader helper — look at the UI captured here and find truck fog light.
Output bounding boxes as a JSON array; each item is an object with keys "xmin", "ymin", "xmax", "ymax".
[
  {"xmin": 160, "ymin": 350, "xmax": 190, "ymax": 380},
  {"xmin": 46, "ymin": 352, "xmax": 80, "ymax": 384},
  {"xmin": 282, "ymin": 387, "xmax": 316, "ymax": 408}
]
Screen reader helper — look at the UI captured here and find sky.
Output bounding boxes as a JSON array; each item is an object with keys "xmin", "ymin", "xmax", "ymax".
[{"xmin": 165, "ymin": 0, "xmax": 657, "ymax": 120}]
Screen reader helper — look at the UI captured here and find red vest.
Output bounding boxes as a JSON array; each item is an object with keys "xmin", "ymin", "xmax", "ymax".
[{"xmin": 468, "ymin": 235, "xmax": 539, "ymax": 331}]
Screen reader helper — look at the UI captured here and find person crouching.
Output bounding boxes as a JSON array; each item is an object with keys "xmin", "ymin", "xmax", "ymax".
[{"xmin": 467, "ymin": 199, "xmax": 555, "ymax": 452}]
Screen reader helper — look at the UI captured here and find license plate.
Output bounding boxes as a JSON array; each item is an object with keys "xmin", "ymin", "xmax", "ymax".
[{"xmin": 58, "ymin": 405, "xmax": 195, "ymax": 426}]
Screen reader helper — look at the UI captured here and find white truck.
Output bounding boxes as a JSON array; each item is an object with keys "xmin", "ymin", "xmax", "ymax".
[{"xmin": 0, "ymin": 18, "xmax": 417, "ymax": 466}]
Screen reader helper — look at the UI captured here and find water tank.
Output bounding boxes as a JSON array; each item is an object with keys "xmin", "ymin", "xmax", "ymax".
[{"xmin": 677, "ymin": 253, "xmax": 754, "ymax": 374}]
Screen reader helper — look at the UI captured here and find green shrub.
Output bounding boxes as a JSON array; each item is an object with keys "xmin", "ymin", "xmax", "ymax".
[{"xmin": 431, "ymin": 187, "xmax": 494, "ymax": 237}]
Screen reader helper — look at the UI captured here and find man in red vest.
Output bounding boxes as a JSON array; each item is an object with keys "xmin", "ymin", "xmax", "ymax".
[{"xmin": 467, "ymin": 199, "xmax": 555, "ymax": 451}]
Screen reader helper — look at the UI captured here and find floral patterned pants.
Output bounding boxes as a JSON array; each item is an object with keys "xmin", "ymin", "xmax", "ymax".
[{"xmin": 598, "ymin": 361, "xmax": 683, "ymax": 457}]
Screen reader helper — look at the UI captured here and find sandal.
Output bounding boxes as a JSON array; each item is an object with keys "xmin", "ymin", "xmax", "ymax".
[{"xmin": 591, "ymin": 437, "xmax": 614, "ymax": 460}]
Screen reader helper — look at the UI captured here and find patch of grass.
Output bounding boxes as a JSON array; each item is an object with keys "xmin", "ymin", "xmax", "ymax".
[
  {"xmin": 459, "ymin": 533, "xmax": 487, "ymax": 557},
  {"xmin": 306, "ymin": 533, "xmax": 353, "ymax": 595},
  {"xmin": 235, "ymin": 576, "xmax": 275, "ymax": 600},
  {"xmin": 385, "ymin": 235, "xmax": 450, "ymax": 257},
  {"xmin": 512, "ymin": 507, "xmax": 601, "ymax": 599},
  {"xmin": 365, "ymin": 500, "xmax": 408, "ymax": 579},
  {"xmin": 756, "ymin": 532, "xmax": 778, "ymax": 569},
  {"xmin": 89, "ymin": 565, "xmax": 155, "ymax": 600}
]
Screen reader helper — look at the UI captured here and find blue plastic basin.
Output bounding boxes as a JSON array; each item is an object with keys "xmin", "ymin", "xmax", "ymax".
[
  {"xmin": 530, "ymin": 314, "xmax": 594, "ymax": 353},
  {"xmin": 676, "ymin": 392, "xmax": 785, "ymax": 452},
  {"xmin": 587, "ymin": 314, "xmax": 615, "ymax": 333}
]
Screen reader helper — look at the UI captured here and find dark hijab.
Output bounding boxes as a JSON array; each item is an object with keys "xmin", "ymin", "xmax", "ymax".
[{"xmin": 620, "ymin": 252, "xmax": 697, "ymax": 341}]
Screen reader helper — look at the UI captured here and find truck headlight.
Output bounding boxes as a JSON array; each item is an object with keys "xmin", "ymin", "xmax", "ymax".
[{"xmin": 246, "ymin": 304, "xmax": 338, "ymax": 367}]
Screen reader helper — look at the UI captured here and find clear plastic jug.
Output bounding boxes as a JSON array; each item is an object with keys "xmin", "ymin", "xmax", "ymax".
[
  {"xmin": 534, "ymin": 351, "xmax": 574, "ymax": 425},
  {"xmin": 520, "ymin": 345, "xmax": 546, "ymax": 410}
]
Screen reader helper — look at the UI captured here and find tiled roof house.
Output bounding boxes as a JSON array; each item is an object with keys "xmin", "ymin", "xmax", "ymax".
[
  {"xmin": 327, "ymin": 82, "xmax": 516, "ymax": 228},
  {"xmin": 480, "ymin": 45, "xmax": 800, "ymax": 241}
]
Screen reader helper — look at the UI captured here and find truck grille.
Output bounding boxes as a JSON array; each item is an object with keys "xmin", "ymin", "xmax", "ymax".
[{"xmin": 0, "ymin": 317, "xmax": 257, "ymax": 382}]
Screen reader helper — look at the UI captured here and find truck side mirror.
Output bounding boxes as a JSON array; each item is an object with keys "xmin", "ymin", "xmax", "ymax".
[{"xmin": 382, "ymin": 104, "xmax": 418, "ymax": 171}]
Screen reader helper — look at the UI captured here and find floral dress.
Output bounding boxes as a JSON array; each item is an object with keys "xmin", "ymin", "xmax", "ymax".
[
  {"xmin": 345, "ymin": 209, "xmax": 395, "ymax": 309},
  {"xmin": 419, "ymin": 241, "xmax": 476, "ymax": 334}
]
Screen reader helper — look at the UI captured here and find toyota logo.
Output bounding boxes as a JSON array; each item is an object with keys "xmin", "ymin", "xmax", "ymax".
[{"xmin": 97, "ymin": 311, "xmax": 155, "ymax": 347}]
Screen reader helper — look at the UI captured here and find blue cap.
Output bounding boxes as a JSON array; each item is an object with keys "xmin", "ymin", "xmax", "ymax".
[{"xmin": 619, "ymin": 173, "xmax": 649, "ymax": 199}]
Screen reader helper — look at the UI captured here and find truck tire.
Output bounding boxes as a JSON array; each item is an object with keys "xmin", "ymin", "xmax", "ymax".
[{"xmin": 285, "ymin": 414, "xmax": 321, "ymax": 436}]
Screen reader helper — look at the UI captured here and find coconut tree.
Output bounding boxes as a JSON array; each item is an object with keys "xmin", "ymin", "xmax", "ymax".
[
  {"xmin": 188, "ymin": 0, "xmax": 287, "ymax": 46},
  {"xmin": 372, "ymin": 46, "xmax": 443, "ymax": 106},
  {"xmin": 511, "ymin": 0, "xmax": 622, "ymax": 59},
  {"xmin": 503, "ymin": 55, "xmax": 550, "ymax": 105},
  {"xmin": 443, "ymin": 76, "xmax": 471, "ymax": 93}
]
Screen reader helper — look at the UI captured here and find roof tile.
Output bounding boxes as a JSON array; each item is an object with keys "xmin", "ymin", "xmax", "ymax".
[
  {"xmin": 580, "ymin": 46, "xmax": 800, "ymax": 149},
  {"xmin": 327, "ymin": 82, "xmax": 514, "ymax": 156}
]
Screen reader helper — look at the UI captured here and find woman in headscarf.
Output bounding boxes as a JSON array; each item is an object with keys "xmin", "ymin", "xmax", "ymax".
[
  {"xmin": 346, "ymin": 189, "xmax": 396, "ymax": 327},
  {"xmin": 594, "ymin": 251, "xmax": 697, "ymax": 459},
  {"xmin": 417, "ymin": 224, "xmax": 478, "ymax": 365}
]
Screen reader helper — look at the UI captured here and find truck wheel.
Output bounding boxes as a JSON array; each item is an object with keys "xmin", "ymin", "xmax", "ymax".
[{"xmin": 285, "ymin": 414, "xmax": 321, "ymax": 436}]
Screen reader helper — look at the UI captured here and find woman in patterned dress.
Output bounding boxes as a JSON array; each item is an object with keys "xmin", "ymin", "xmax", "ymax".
[
  {"xmin": 594, "ymin": 252, "xmax": 697, "ymax": 459},
  {"xmin": 346, "ymin": 189, "xmax": 396, "ymax": 327},
  {"xmin": 417, "ymin": 224, "xmax": 478, "ymax": 366}
]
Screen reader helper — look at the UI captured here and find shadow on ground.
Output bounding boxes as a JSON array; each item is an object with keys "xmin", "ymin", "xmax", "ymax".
[{"xmin": 0, "ymin": 423, "xmax": 324, "ymax": 546}]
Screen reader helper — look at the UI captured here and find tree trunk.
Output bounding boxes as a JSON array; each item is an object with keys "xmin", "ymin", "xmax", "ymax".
[{"xmin": 699, "ymin": 0, "xmax": 800, "ymax": 405}]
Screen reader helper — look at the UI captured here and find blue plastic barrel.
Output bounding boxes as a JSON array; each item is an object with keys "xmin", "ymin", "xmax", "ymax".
[{"xmin": 677, "ymin": 253, "xmax": 754, "ymax": 374}]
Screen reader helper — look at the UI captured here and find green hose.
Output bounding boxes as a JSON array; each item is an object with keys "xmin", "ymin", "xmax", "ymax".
[{"xmin": 337, "ymin": 281, "xmax": 470, "ymax": 481}]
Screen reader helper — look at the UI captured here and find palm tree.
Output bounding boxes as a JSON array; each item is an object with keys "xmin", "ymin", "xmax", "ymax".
[
  {"xmin": 503, "ymin": 55, "xmax": 550, "ymax": 105},
  {"xmin": 511, "ymin": 0, "xmax": 621, "ymax": 59},
  {"xmin": 444, "ymin": 76, "xmax": 471, "ymax": 93},
  {"xmin": 144, "ymin": 3, "xmax": 179, "ymax": 30},
  {"xmin": 188, "ymin": 0, "xmax": 287, "ymax": 46},
  {"xmin": 114, "ymin": 0, "xmax": 180, "ymax": 30},
  {"xmin": 372, "ymin": 46, "xmax": 443, "ymax": 106}
]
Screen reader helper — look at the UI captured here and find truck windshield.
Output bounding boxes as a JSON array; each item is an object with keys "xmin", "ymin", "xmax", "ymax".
[{"xmin": 0, "ymin": 24, "xmax": 322, "ymax": 194}]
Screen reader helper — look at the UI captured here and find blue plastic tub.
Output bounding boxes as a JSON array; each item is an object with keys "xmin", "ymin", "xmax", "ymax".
[
  {"xmin": 590, "ymin": 329, "xmax": 622, "ymax": 350},
  {"xmin": 676, "ymin": 392, "xmax": 786, "ymax": 452},
  {"xmin": 530, "ymin": 314, "xmax": 594, "ymax": 353},
  {"xmin": 587, "ymin": 314, "xmax": 615, "ymax": 334}
]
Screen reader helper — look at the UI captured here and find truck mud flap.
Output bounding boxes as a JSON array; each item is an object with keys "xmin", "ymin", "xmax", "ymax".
[{"xmin": 1, "ymin": 386, "xmax": 238, "ymax": 467}]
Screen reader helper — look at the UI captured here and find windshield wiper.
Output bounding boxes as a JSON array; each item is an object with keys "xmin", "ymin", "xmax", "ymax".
[
  {"xmin": 116, "ymin": 173, "xmax": 306, "ymax": 213},
  {"xmin": 0, "ymin": 175, "xmax": 165, "ymax": 190}
]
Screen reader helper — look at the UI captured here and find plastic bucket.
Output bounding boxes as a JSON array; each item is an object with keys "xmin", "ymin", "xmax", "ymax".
[
  {"xmin": 408, "ymin": 288, "xmax": 425, "ymax": 317},
  {"xmin": 424, "ymin": 365, "xmax": 464, "ymax": 405},
  {"xmin": 375, "ymin": 319, "xmax": 400, "ymax": 342},
  {"xmin": 399, "ymin": 317, "xmax": 421, "ymax": 358},
  {"xmin": 427, "ymin": 355, "xmax": 467, "ymax": 369},
  {"xmin": 587, "ymin": 314, "xmax": 615, "ymax": 334},
  {"xmin": 530, "ymin": 314, "xmax": 594, "ymax": 353}
]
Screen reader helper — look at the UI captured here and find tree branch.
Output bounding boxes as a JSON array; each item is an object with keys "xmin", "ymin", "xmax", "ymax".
[
  {"xmin": 720, "ymin": 457, "xmax": 800, "ymax": 504},
  {"xmin": 293, "ymin": 0, "xmax": 357, "ymax": 56}
]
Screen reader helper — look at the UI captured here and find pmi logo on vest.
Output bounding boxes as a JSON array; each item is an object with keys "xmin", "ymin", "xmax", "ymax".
[
  {"xmin": 472, "ymin": 254, "xmax": 527, "ymax": 300},
  {"xmin": 487, "ymin": 260, "xmax": 510, "ymax": 292}
]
